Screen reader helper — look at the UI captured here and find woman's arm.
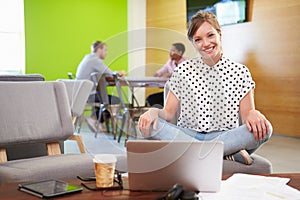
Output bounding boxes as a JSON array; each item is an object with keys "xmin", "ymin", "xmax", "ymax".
[
  {"xmin": 239, "ymin": 89, "xmax": 270, "ymax": 140},
  {"xmin": 138, "ymin": 90, "xmax": 180, "ymax": 137}
]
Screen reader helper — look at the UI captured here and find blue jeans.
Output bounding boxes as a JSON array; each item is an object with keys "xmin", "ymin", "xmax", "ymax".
[{"xmin": 138, "ymin": 118, "xmax": 272, "ymax": 156}]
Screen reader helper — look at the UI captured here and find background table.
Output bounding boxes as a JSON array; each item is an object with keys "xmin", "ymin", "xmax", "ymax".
[
  {"xmin": 119, "ymin": 76, "xmax": 169, "ymax": 106},
  {"xmin": 120, "ymin": 76, "xmax": 168, "ymax": 88}
]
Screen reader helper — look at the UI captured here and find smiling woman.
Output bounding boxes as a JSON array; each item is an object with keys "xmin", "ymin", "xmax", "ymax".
[
  {"xmin": 0, "ymin": 0, "xmax": 25, "ymax": 74},
  {"xmin": 138, "ymin": 11, "xmax": 273, "ymax": 166}
]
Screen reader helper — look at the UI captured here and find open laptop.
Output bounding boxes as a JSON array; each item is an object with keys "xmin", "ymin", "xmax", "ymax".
[{"xmin": 126, "ymin": 140, "xmax": 224, "ymax": 192}]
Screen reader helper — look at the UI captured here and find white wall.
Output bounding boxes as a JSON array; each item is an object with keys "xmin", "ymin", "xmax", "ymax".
[{"xmin": 127, "ymin": 0, "xmax": 146, "ymax": 105}]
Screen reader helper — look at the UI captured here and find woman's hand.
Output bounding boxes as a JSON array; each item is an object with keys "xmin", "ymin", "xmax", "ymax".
[
  {"xmin": 245, "ymin": 110, "xmax": 270, "ymax": 140},
  {"xmin": 138, "ymin": 90, "xmax": 179, "ymax": 137},
  {"xmin": 138, "ymin": 108, "xmax": 160, "ymax": 137}
]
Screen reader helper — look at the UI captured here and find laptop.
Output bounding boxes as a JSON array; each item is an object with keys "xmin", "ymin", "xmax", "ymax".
[{"xmin": 126, "ymin": 140, "xmax": 224, "ymax": 192}]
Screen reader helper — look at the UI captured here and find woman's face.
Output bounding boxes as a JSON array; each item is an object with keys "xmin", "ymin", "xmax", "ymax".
[{"xmin": 192, "ymin": 21, "xmax": 222, "ymax": 65}]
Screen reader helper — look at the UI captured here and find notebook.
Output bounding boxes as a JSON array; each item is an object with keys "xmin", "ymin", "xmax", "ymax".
[{"xmin": 126, "ymin": 140, "xmax": 224, "ymax": 192}]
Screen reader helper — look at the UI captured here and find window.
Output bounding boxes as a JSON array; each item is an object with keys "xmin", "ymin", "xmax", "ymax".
[
  {"xmin": 0, "ymin": 0, "xmax": 25, "ymax": 74},
  {"xmin": 187, "ymin": 0, "xmax": 248, "ymax": 26}
]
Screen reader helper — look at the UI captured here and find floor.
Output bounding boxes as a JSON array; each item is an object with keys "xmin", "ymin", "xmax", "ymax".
[{"xmin": 65, "ymin": 123, "xmax": 300, "ymax": 173}]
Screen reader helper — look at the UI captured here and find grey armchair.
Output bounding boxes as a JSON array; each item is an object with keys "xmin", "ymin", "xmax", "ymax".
[
  {"xmin": 0, "ymin": 74, "xmax": 45, "ymax": 82},
  {"xmin": 0, "ymin": 74, "xmax": 50, "ymax": 160},
  {"xmin": 58, "ymin": 79, "xmax": 93, "ymax": 153},
  {"xmin": 57, "ymin": 79, "xmax": 93, "ymax": 153},
  {"xmin": 0, "ymin": 81, "xmax": 94, "ymax": 184}
]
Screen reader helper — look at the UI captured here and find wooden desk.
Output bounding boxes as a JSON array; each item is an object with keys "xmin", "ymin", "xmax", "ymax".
[{"xmin": 1, "ymin": 174, "xmax": 299, "ymax": 200}]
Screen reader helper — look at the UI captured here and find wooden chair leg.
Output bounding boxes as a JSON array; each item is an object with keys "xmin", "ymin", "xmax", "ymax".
[
  {"xmin": 46, "ymin": 142, "xmax": 61, "ymax": 155},
  {"xmin": 0, "ymin": 148, "xmax": 7, "ymax": 162},
  {"xmin": 68, "ymin": 135, "xmax": 86, "ymax": 153}
]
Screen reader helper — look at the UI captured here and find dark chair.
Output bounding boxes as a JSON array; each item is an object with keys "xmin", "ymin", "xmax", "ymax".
[
  {"xmin": 89, "ymin": 72, "xmax": 122, "ymax": 139},
  {"xmin": 112, "ymin": 74, "xmax": 150, "ymax": 143}
]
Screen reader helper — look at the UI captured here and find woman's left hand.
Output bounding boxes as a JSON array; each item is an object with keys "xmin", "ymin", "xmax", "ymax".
[{"xmin": 245, "ymin": 110, "xmax": 270, "ymax": 140}]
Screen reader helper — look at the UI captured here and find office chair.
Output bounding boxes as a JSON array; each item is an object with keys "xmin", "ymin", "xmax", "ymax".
[
  {"xmin": 89, "ymin": 72, "xmax": 123, "ymax": 139},
  {"xmin": 112, "ymin": 74, "xmax": 150, "ymax": 143}
]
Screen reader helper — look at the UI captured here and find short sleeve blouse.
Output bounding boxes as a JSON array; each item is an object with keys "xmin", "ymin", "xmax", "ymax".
[{"xmin": 168, "ymin": 56, "xmax": 255, "ymax": 132}]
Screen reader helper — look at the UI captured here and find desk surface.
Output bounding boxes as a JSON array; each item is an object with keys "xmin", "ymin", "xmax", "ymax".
[{"xmin": 1, "ymin": 174, "xmax": 299, "ymax": 200}]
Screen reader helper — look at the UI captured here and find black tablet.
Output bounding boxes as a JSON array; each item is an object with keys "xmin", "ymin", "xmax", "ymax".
[{"xmin": 18, "ymin": 180, "xmax": 83, "ymax": 198}]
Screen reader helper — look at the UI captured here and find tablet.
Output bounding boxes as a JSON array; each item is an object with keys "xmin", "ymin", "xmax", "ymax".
[{"xmin": 19, "ymin": 180, "xmax": 83, "ymax": 198}]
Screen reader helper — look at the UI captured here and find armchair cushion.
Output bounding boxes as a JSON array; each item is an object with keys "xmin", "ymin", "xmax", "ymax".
[
  {"xmin": 223, "ymin": 154, "xmax": 272, "ymax": 175},
  {"xmin": 0, "ymin": 154, "xmax": 94, "ymax": 184},
  {"xmin": 0, "ymin": 82, "xmax": 73, "ymax": 147},
  {"xmin": 0, "ymin": 74, "xmax": 55, "ymax": 160}
]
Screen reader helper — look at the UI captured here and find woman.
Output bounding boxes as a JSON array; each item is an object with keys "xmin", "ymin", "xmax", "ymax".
[{"xmin": 138, "ymin": 12, "xmax": 272, "ymax": 165}]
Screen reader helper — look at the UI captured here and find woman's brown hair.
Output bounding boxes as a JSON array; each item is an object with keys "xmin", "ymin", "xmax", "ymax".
[{"xmin": 187, "ymin": 11, "xmax": 221, "ymax": 41}]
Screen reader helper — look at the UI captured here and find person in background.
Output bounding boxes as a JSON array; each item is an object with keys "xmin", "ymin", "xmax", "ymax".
[
  {"xmin": 76, "ymin": 40, "xmax": 126, "ymax": 132},
  {"xmin": 153, "ymin": 43, "xmax": 186, "ymax": 78},
  {"xmin": 138, "ymin": 11, "xmax": 272, "ymax": 165},
  {"xmin": 146, "ymin": 43, "xmax": 186, "ymax": 107}
]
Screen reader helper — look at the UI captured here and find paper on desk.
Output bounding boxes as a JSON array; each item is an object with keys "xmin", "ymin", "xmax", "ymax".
[
  {"xmin": 198, "ymin": 173, "xmax": 300, "ymax": 200},
  {"xmin": 225, "ymin": 173, "xmax": 290, "ymax": 186}
]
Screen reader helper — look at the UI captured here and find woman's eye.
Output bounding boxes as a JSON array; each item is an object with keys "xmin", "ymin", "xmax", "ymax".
[
  {"xmin": 208, "ymin": 33, "xmax": 215, "ymax": 38},
  {"xmin": 194, "ymin": 38, "xmax": 201, "ymax": 43}
]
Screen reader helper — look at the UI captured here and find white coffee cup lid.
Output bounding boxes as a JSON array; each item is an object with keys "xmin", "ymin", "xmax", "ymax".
[{"xmin": 93, "ymin": 154, "xmax": 117, "ymax": 164}]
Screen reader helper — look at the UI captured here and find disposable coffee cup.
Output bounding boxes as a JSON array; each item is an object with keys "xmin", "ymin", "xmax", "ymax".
[{"xmin": 93, "ymin": 154, "xmax": 117, "ymax": 188}]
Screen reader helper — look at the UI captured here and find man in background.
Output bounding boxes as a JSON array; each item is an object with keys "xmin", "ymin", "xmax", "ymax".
[{"xmin": 76, "ymin": 40, "xmax": 125, "ymax": 132}]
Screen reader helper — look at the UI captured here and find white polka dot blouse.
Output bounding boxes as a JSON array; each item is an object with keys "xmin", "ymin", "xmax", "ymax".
[{"xmin": 168, "ymin": 56, "xmax": 255, "ymax": 133}]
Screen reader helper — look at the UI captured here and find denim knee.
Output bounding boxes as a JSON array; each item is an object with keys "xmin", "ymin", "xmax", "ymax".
[{"xmin": 264, "ymin": 120, "xmax": 273, "ymax": 141}]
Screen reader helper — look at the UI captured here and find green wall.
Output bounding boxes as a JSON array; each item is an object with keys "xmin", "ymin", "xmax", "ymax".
[{"xmin": 24, "ymin": 0, "xmax": 128, "ymax": 81}]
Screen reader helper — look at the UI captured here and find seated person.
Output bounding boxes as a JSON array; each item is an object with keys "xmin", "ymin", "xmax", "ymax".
[
  {"xmin": 76, "ymin": 40, "xmax": 126, "ymax": 132},
  {"xmin": 146, "ymin": 43, "xmax": 186, "ymax": 107},
  {"xmin": 138, "ymin": 11, "xmax": 272, "ymax": 165}
]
